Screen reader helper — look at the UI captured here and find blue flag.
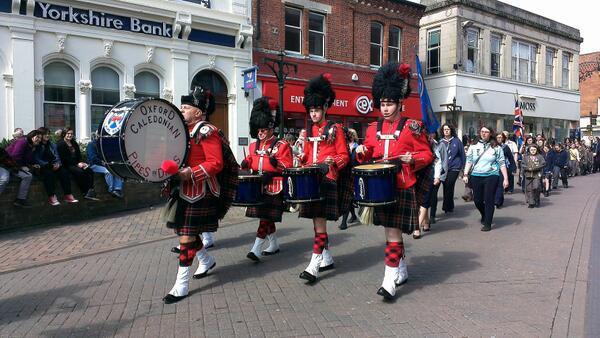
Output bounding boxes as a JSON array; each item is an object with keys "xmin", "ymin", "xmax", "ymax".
[{"xmin": 416, "ymin": 55, "xmax": 440, "ymax": 133}]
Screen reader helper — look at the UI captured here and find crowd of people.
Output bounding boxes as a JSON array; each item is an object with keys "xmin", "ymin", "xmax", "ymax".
[{"xmin": 0, "ymin": 127, "xmax": 125, "ymax": 207}]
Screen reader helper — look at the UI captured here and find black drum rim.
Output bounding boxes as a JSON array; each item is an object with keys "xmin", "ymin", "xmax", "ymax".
[{"xmin": 355, "ymin": 199, "xmax": 397, "ymax": 206}]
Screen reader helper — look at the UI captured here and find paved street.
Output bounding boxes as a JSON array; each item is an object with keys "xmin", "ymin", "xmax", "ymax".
[{"xmin": 0, "ymin": 175, "xmax": 598, "ymax": 338}]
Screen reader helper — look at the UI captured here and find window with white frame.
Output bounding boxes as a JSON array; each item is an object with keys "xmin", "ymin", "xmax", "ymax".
[
  {"xmin": 465, "ymin": 28, "xmax": 479, "ymax": 73},
  {"xmin": 427, "ymin": 29, "xmax": 441, "ymax": 74},
  {"xmin": 562, "ymin": 52, "xmax": 570, "ymax": 89},
  {"xmin": 91, "ymin": 67, "xmax": 120, "ymax": 132},
  {"xmin": 308, "ymin": 12, "xmax": 325, "ymax": 57},
  {"xmin": 388, "ymin": 26, "xmax": 401, "ymax": 63},
  {"xmin": 43, "ymin": 62, "xmax": 76, "ymax": 133},
  {"xmin": 285, "ymin": 6, "xmax": 302, "ymax": 53},
  {"xmin": 511, "ymin": 40, "xmax": 537, "ymax": 83},
  {"xmin": 134, "ymin": 72, "xmax": 160, "ymax": 98},
  {"xmin": 370, "ymin": 22, "xmax": 383, "ymax": 67},
  {"xmin": 490, "ymin": 34, "xmax": 502, "ymax": 77},
  {"xmin": 545, "ymin": 48, "xmax": 555, "ymax": 86}
]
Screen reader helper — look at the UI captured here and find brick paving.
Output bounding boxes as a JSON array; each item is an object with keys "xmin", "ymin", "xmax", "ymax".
[{"xmin": 0, "ymin": 176, "xmax": 597, "ymax": 337}]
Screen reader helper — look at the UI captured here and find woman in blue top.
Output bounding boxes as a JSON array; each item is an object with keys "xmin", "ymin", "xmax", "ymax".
[
  {"xmin": 440, "ymin": 123, "xmax": 465, "ymax": 214},
  {"xmin": 462, "ymin": 126, "xmax": 509, "ymax": 232}
]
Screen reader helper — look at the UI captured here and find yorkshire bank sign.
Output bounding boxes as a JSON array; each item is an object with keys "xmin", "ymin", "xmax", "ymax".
[{"xmin": 35, "ymin": 2, "xmax": 173, "ymax": 38}]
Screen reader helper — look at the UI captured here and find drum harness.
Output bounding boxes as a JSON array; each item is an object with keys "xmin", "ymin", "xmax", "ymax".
[
  {"xmin": 254, "ymin": 137, "xmax": 281, "ymax": 174},
  {"xmin": 306, "ymin": 121, "xmax": 336, "ymax": 164},
  {"xmin": 376, "ymin": 117, "xmax": 408, "ymax": 160}
]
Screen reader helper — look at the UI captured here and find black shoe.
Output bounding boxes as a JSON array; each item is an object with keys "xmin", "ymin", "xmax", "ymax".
[
  {"xmin": 299, "ymin": 271, "xmax": 317, "ymax": 283},
  {"xmin": 262, "ymin": 249, "xmax": 280, "ymax": 256},
  {"xmin": 544, "ymin": 191, "xmax": 549, "ymax": 197},
  {"xmin": 377, "ymin": 287, "xmax": 394, "ymax": 300},
  {"xmin": 348, "ymin": 216, "xmax": 358, "ymax": 223},
  {"xmin": 192, "ymin": 262, "xmax": 216, "ymax": 279},
  {"xmin": 171, "ymin": 247, "xmax": 180, "ymax": 254},
  {"xmin": 13, "ymin": 199, "xmax": 32, "ymax": 208},
  {"xmin": 163, "ymin": 293, "xmax": 187, "ymax": 304},
  {"xmin": 528, "ymin": 204, "xmax": 535, "ymax": 208},
  {"xmin": 110, "ymin": 190, "xmax": 124, "ymax": 198},
  {"xmin": 495, "ymin": 204, "xmax": 502, "ymax": 209},
  {"xmin": 84, "ymin": 189, "xmax": 99, "ymax": 201},
  {"xmin": 246, "ymin": 252, "xmax": 260, "ymax": 262},
  {"xmin": 481, "ymin": 224, "xmax": 491, "ymax": 232},
  {"xmin": 338, "ymin": 223, "xmax": 348, "ymax": 230},
  {"xmin": 318, "ymin": 263, "xmax": 335, "ymax": 272}
]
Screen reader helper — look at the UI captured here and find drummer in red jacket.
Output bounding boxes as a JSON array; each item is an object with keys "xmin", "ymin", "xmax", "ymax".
[
  {"xmin": 297, "ymin": 74, "xmax": 350, "ymax": 283},
  {"xmin": 356, "ymin": 62, "xmax": 433, "ymax": 300},
  {"xmin": 163, "ymin": 86, "xmax": 223, "ymax": 304},
  {"xmin": 241, "ymin": 97, "xmax": 293, "ymax": 262}
]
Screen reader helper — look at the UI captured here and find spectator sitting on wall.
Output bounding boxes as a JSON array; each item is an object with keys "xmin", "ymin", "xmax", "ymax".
[
  {"xmin": 87, "ymin": 132, "xmax": 124, "ymax": 198},
  {"xmin": 57, "ymin": 127, "xmax": 99, "ymax": 201},
  {"xmin": 33, "ymin": 127, "xmax": 79, "ymax": 206},
  {"xmin": 3, "ymin": 130, "xmax": 41, "ymax": 208},
  {"xmin": 11, "ymin": 128, "xmax": 24, "ymax": 143}
]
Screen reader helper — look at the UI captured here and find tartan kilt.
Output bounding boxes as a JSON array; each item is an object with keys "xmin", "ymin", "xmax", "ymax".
[
  {"xmin": 167, "ymin": 196, "xmax": 219, "ymax": 236},
  {"xmin": 373, "ymin": 187, "xmax": 418, "ymax": 234},
  {"xmin": 299, "ymin": 178, "xmax": 340, "ymax": 221},
  {"xmin": 245, "ymin": 193, "xmax": 285, "ymax": 222},
  {"xmin": 415, "ymin": 164, "xmax": 433, "ymax": 206},
  {"xmin": 337, "ymin": 166, "xmax": 354, "ymax": 213}
]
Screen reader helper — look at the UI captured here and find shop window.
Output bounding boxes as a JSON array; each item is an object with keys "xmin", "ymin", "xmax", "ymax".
[
  {"xmin": 388, "ymin": 26, "xmax": 401, "ymax": 63},
  {"xmin": 308, "ymin": 12, "xmax": 325, "ymax": 57},
  {"xmin": 134, "ymin": 72, "xmax": 160, "ymax": 98},
  {"xmin": 465, "ymin": 28, "xmax": 479, "ymax": 73},
  {"xmin": 370, "ymin": 22, "xmax": 383, "ymax": 67},
  {"xmin": 490, "ymin": 34, "xmax": 501, "ymax": 77},
  {"xmin": 182, "ymin": 0, "xmax": 210, "ymax": 8},
  {"xmin": 91, "ymin": 66, "xmax": 120, "ymax": 132},
  {"xmin": 427, "ymin": 29, "xmax": 441, "ymax": 74},
  {"xmin": 562, "ymin": 52, "xmax": 570, "ymax": 89},
  {"xmin": 511, "ymin": 40, "xmax": 537, "ymax": 83},
  {"xmin": 546, "ymin": 48, "xmax": 555, "ymax": 86},
  {"xmin": 285, "ymin": 6, "xmax": 302, "ymax": 54},
  {"xmin": 43, "ymin": 62, "xmax": 76, "ymax": 134}
]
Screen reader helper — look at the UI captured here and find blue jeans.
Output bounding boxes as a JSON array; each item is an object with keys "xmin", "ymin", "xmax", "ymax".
[{"xmin": 90, "ymin": 165, "xmax": 123, "ymax": 192}]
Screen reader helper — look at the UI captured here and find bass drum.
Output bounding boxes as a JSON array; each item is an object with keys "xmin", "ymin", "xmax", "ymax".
[{"xmin": 97, "ymin": 98, "xmax": 189, "ymax": 182}]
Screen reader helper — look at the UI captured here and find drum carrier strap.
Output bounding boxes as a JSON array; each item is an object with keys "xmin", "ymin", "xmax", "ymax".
[
  {"xmin": 254, "ymin": 137, "xmax": 280, "ymax": 155},
  {"xmin": 306, "ymin": 121, "xmax": 337, "ymax": 163},
  {"xmin": 376, "ymin": 117, "xmax": 407, "ymax": 159}
]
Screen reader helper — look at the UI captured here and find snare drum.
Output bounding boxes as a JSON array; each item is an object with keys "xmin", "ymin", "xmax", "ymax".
[
  {"xmin": 283, "ymin": 166, "xmax": 323, "ymax": 203},
  {"xmin": 233, "ymin": 174, "xmax": 264, "ymax": 206},
  {"xmin": 352, "ymin": 164, "xmax": 397, "ymax": 206},
  {"xmin": 97, "ymin": 98, "xmax": 189, "ymax": 182}
]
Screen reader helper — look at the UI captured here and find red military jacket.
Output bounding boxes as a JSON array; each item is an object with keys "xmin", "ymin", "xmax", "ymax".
[
  {"xmin": 299, "ymin": 120, "xmax": 349, "ymax": 181},
  {"xmin": 357, "ymin": 118, "xmax": 433, "ymax": 189},
  {"xmin": 242, "ymin": 135, "xmax": 293, "ymax": 194},
  {"xmin": 179, "ymin": 121, "xmax": 224, "ymax": 203}
]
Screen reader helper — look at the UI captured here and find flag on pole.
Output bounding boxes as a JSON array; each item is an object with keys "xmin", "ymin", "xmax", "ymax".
[
  {"xmin": 513, "ymin": 93, "xmax": 524, "ymax": 146},
  {"xmin": 416, "ymin": 55, "xmax": 440, "ymax": 133}
]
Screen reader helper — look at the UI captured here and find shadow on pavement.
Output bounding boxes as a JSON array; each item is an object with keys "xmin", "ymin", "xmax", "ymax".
[
  {"xmin": 40, "ymin": 319, "xmax": 134, "ymax": 338},
  {"xmin": 492, "ymin": 216, "xmax": 522, "ymax": 229},
  {"xmin": 0, "ymin": 281, "xmax": 105, "ymax": 325},
  {"xmin": 394, "ymin": 250, "xmax": 481, "ymax": 299},
  {"xmin": 212, "ymin": 225, "xmax": 304, "ymax": 250}
]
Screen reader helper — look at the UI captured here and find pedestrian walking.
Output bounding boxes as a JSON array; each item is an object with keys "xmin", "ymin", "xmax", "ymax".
[
  {"xmin": 522, "ymin": 145, "xmax": 545, "ymax": 208},
  {"xmin": 440, "ymin": 123, "xmax": 465, "ymax": 213}
]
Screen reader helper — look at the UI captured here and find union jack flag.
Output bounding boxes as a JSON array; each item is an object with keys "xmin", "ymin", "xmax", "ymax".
[{"xmin": 513, "ymin": 97, "xmax": 524, "ymax": 146}]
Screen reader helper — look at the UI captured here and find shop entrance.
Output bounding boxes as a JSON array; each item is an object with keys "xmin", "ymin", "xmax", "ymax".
[{"xmin": 191, "ymin": 70, "xmax": 228, "ymax": 137}]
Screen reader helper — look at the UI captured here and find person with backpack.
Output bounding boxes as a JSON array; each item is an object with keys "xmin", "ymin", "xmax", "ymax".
[
  {"xmin": 162, "ymin": 86, "xmax": 224, "ymax": 304},
  {"xmin": 356, "ymin": 62, "xmax": 433, "ymax": 300},
  {"xmin": 240, "ymin": 97, "xmax": 293, "ymax": 262}
]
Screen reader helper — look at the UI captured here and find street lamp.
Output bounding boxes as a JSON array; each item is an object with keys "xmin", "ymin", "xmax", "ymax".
[
  {"xmin": 263, "ymin": 51, "xmax": 297, "ymax": 138},
  {"xmin": 588, "ymin": 111, "xmax": 596, "ymax": 136}
]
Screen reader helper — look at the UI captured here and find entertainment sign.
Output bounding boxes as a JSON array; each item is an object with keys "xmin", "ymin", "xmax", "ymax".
[{"xmin": 34, "ymin": 2, "xmax": 173, "ymax": 38}]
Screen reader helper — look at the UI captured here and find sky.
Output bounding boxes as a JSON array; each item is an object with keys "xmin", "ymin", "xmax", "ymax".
[{"xmin": 408, "ymin": 0, "xmax": 598, "ymax": 54}]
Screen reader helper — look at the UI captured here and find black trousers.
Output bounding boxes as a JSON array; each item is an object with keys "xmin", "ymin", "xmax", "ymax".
[
  {"xmin": 429, "ymin": 183, "xmax": 441, "ymax": 219},
  {"xmin": 470, "ymin": 175, "xmax": 499, "ymax": 227},
  {"xmin": 40, "ymin": 165, "xmax": 72, "ymax": 196},
  {"xmin": 442, "ymin": 170, "xmax": 460, "ymax": 212},
  {"xmin": 67, "ymin": 166, "xmax": 95, "ymax": 193}
]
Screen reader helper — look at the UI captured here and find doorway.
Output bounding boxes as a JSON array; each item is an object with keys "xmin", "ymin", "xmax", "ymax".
[{"xmin": 190, "ymin": 70, "xmax": 228, "ymax": 136}]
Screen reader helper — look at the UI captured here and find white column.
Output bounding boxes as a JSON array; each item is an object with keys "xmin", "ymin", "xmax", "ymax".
[
  {"xmin": 34, "ymin": 79, "xmax": 44, "ymax": 126},
  {"xmin": 503, "ymin": 35, "xmax": 512, "ymax": 79},
  {"xmin": 496, "ymin": 118, "xmax": 503, "ymax": 134},
  {"xmin": 3, "ymin": 74, "xmax": 14, "ymax": 139},
  {"xmin": 457, "ymin": 112, "xmax": 464, "ymax": 140},
  {"xmin": 10, "ymin": 27, "xmax": 35, "ymax": 132},
  {"xmin": 78, "ymin": 80, "xmax": 92, "ymax": 140},
  {"xmin": 171, "ymin": 49, "xmax": 190, "ymax": 107},
  {"xmin": 441, "ymin": 111, "xmax": 447, "ymax": 125},
  {"xmin": 538, "ymin": 45, "xmax": 547, "ymax": 85},
  {"xmin": 556, "ymin": 50, "xmax": 563, "ymax": 88}
]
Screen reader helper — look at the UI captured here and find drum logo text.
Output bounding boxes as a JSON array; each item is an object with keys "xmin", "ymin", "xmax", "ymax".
[
  {"xmin": 287, "ymin": 177, "xmax": 294, "ymax": 197},
  {"xmin": 103, "ymin": 108, "xmax": 128, "ymax": 135},
  {"xmin": 358, "ymin": 177, "xmax": 366, "ymax": 199}
]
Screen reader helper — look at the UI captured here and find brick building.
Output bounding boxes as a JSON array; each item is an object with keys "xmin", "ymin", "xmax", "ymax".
[
  {"xmin": 579, "ymin": 52, "xmax": 600, "ymax": 137},
  {"xmin": 250, "ymin": 0, "xmax": 425, "ymax": 139}
]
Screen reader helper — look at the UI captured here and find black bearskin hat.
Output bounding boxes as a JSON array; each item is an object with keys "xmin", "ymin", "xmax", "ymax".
[
  {"xmin": 372, "ymin": 62, "xmax": 411, "ymax": 109},
  {"xmin": 249, "ymin": 97, "xmax": 280, "ymax": 139},
  {"xmin": 303, "ymin": 73, "xmax": 335, "ymax": 112},
  {"xmin": 181, "ymin": 85, "xmax": 215, "ymax": 115}
]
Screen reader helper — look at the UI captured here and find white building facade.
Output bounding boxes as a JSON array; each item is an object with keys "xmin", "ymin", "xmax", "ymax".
[
  {"xmin": 0, "ymin": 0, "xmax": 253, "ymax": 158},
  {"xmin": 419, "ymin": 0, "xmax": 582, "ymax": 141}
]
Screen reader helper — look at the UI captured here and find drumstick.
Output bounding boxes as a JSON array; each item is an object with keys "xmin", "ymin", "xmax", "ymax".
[
  {"xmin": 243, "ymin": 146, "xmax": 247, "ymax": 159},
  {"xmin": 373, "ymin": 152, "xmax": 419, "ymax": 164}
]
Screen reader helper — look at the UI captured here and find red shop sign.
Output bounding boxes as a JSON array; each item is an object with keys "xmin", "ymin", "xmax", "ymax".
[{"xmin": 261, "ymin": 79, "xmax": 421, "ymax": 120}]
